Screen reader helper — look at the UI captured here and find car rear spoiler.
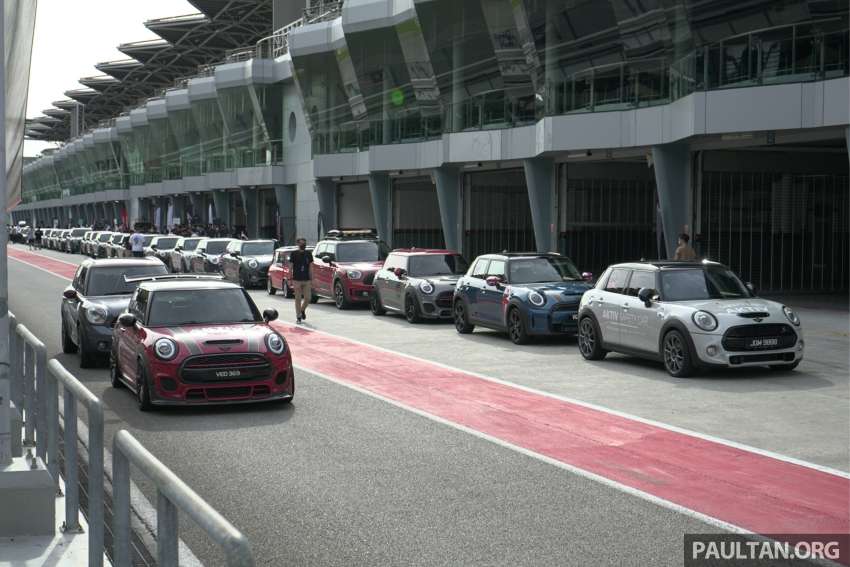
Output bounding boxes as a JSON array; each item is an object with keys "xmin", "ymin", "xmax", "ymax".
[{"xmin": 123, "ymin": 274, "xmax": 225, "ymax": 284}]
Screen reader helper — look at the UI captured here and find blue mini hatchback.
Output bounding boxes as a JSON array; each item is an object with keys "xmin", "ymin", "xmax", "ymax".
[{"xmin": 452, "ymin": 253, "xmax": 593, "ymax": 344}]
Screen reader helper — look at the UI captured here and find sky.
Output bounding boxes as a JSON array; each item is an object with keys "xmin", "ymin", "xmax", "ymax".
[{"xmin": 25, "ymin": 0, "xmax": 195, "ymax": 157}]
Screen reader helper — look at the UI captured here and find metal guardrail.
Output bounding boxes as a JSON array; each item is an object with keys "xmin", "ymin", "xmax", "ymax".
[
  {"xmin": 7, "ymin": 314, "xmax": 254, "ymax": 566},
  {"xmin": 48, "ymin": 359, "xmax": 105, "ymax": 567},
  {"xmin": 112, "ymin": 430, "xmax": 255, "ymax": 567}
]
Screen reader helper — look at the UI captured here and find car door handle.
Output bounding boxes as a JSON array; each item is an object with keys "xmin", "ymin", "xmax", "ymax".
[{"xmin": 622, "ymin": 303, "xmax": 630, "ymax": 311}]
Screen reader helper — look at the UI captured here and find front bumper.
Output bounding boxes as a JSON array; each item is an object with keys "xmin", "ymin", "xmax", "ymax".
[
  {"xmin": 524, "ymin": 306, "xmax": 580, "ymax": 335},
  {"xmin": 691, "ymin": 330, "xmax": 804, "ymax": 367},
  {"xmin": 344, "ymin": 281, "xmax": 373, "ymax": 303},
  {"xmin": 80, "ymin": 323, "xmax": 114, "ymax": 353}
]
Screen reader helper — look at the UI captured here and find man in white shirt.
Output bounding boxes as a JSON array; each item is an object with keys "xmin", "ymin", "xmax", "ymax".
[{"xmin": 129, "ymin": 228, "xmax": 146, "ymax": 258}]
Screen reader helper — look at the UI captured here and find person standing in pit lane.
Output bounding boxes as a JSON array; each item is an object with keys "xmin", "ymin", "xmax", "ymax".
[
  {"xmin": 129, "ymin": 227, "xmax": 146, "ymax": 258},
  {"xmin": 289, "ymin": 237, "xmax": 313, "ymax": 324}
]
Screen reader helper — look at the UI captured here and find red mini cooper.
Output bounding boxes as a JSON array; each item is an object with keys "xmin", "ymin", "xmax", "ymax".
[
  {"xmin": 311, "ymin": 229, "xmax": 390, "ymax": 309},
  {"xmin": 267, "ymin": 245, "xmax": 314, "ymax": 297},
  {"xmin": 109, "ymin": 275, "xmax": 294, "ymax": 410}
]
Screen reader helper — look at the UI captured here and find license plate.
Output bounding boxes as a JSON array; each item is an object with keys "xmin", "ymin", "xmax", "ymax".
[
  {"xmin": 215, "ymin": 369, "xmax": 242, "ymax": 379},
  {"xmin": 749, "ymin": 338, "xmax": 778, "ymax": 348}
]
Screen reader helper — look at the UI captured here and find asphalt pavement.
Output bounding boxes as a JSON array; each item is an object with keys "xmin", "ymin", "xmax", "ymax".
[{"xmin": 7, "ymin": 245, "xmax": 848, "ymax": 566}]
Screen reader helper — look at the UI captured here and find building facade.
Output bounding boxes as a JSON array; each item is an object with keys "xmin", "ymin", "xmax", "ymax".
[{"xmin": 14, "ymin": 0, "xmax": 850, "ymax": 293}]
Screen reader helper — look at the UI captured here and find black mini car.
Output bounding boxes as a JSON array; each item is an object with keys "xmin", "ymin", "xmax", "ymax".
[{"xmin": 220, "ymin": 239, "xmax": 276, "ymax": 288}]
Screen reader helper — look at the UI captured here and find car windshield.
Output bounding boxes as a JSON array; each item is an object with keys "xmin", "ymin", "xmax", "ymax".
[
  {"xmin": 141, "ymin": 235, "xmax": 155, "ymax": 247},
  {"xmin": 182, "ymin": 239, "xmax": 201, "ymax": 251},
  {"xmin": 154, "ymin": 237, "xmax": 178, "ymax": 250},
  {"xmin": 98, "ymin": 234, "xmax": 111, "ymax": 242},
  {"xmin": 71, "ymin": 229, "xmax": 87, "ymax": 237},
  {"xmin": 111, "ymin": 234, "xmax": 124, "ymax": 243},
  {"xmin": 508, "ymin": 257, "xmax": 582, "ymax": 283},
  {"xmin": 336, "ymin": 241, "xmax": 389, "ymax": 262},
  {"xmin": 660, "ymin": 267, "xmax": 751, "ymax": 301},
  {"xmin": 205, "ymin": 241, "xmax": 230, "ymax": 254},
  {"xmin": 85, "ymin": 265, "xmax": 169, "ymax": 296},
  {"xmin": 242, "ymin": 242, "xmax": 274, "ymax": 256},
  {"xmin": 409, "ymin": 254, "xmax": 469, "ymax": 276},
  {"xmin": 147, "ymin": 289, "xmax": 258, "ymax": 326}
]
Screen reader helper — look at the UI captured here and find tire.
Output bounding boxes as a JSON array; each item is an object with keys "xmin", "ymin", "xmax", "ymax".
[
  {"xmin": 78, "ymin": 326, "xmax": 97, "ymax": 368},
  {"xmin": 136, "ymin": 363, "xmax": 152, "ymax": 412},
  {"xmin": 453, "ymin": 300, "xmax": 475, "ymax": 334},
  {"xmin": 506, "ymin": 307, "xmax": 530, "ymax": 345},
  {"xmin": 283, "ymin": 280, "xmax": 294, "ymax": 299},
  {"xmin": 109, "ymin": 352, "xmax": 123, "ymax": 388},
  {"xmin": 310, "ymin": 292, "xmax": 319, "ymax": 304},
  {"xmin": 334, "ymin": 281, "xmax": 350, "ymax": 310},
  {"xmin": 662, "ymin": 329, "xmax": 696, "ymax": 378},
  {"xmin": 578, "ymin": 316, "xmax": 607, "ymax": 360},
  {"xmin": 370, "ymin": 292, "xmax": 386, "ymax": 316},
  {"xmin": 267, "ymin": 277, "xmax": 277, "ymax": 295},
  {"xmin": 61, "ymin": 315, "xmax": 78, "ymax": 354},
  {"xmin": 404, "ymin": 295, "xmax": 422, "ymax": 324},
  {"xmin": 769, "ymin": 360, "xmax": 801, "ymax": 371}
]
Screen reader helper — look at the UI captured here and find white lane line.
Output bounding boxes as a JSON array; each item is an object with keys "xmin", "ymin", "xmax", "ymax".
[
  {"xmin": 281, "ymin": 321, "xmax": 850, "ymax": 479},
  {"xmin": 295, "ymin": 363, "xmax": 752, "ymax": 535}
]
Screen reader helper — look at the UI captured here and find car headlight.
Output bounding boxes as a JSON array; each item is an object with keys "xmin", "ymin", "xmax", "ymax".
[
  {"xmin": 692, "ymin": 310, "xmax": 718, "ymax": 331},
  {"xmin": 84, "ymin": 303, "xmax": 108, "ymax": 325},
  {"xmin": 210, "ymin": 256, "xmax": 220, "ymax": 264},
  {"xmin": 346, "ymin": 270, "xmax": 362, "ymax": 280},
  {"xmin": 419, "ymin": 280, "xmax": 434, "ymax": 294},
  {"xmin": 247, "ymin": 258, "xmax": 259, "ymax": 269},
  {"xmin": 528, "ymin": 291, "xmax": 545, "ymax": 307},
  {"xmin": 783, "ymin": 306, "xmax": 801, "ymax": 326},
  {"xmin": 153, "ymin": 338, "xmax": 178, "ymax": 361},
  {"xmin": 265, "ymin": 333, "xmax": 286, "ymax": 355}
]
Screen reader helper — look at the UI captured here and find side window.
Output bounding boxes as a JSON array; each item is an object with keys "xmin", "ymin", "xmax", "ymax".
[
  {"xmin": 74, "ymin": 266, "xmax": 88, "ymax": 293},
  {"xmin": 626, "ymin": 271, "xmax": 657, "ymax": 296},
  {"xmin": 595, "ymin": 268, "xmax": 612, "ymax": 290},
  {"xmin": 314, "ymin": 243, "xmax": 326, "ymax": 258},
  {"xmin": 487, "ymin": 260, "xmax": 506, "ymax": 279},
  {"xmin": 471, "ymin": 259, "xmax": 490, "ymax": 279},
  {"xmin": 134, "ymin": 289, "xmax": 149, "ymax": 323},
  {"xmin": 383, "ymin": 254, "xmax": 399, "ymax": 271},
  {"xmin": 605, "ymin": 268, "xmax": 630, "ymax": 294},
  {"xmin": 325, "ymin": 243, "xmax": 337, "ymax": 260}
]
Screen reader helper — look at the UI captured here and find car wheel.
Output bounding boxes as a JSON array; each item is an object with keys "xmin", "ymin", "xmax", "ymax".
[
  {"xmin": 61, "ymin": 314, "xmax": 78, "ymax": 354},
  {"xmin": 578, "ymin": 317, "xmax": 607, "ymax": 360},
  {"xmin": 370, "ymin": 292, "xmax": 386, "ymax": 316},
  {"xmin": 507, "ymin": 307, "xmax": 530, "ymax": 345},
  {"xmin": 453, "ymin": 301, "xmax": 475, "ymax": 334},
  {"xmin": 78, "ymin": 326, "xmax": 97, "ymax": 368},
  {"xmin": 109, "ymin": 352, "xmax": 122, "ymax": 389},
  {"xmin": 283, "ymin": 280, "xmax": 294, "ymax": 298},
  {"xmin": 404, "ymin": 295, "xmax": 422, "ymax": 324},
  {"xmin": 310, "ymin": 291, "xmax": 319, "ymax": 304},
  {"xmin": 267, "ymin": 277, "xmax": 277, "ymax": 295},
  {"xmin": 334, "ymin": 281, "xmax": 349, "ymax": 310},
  {"xmin": 662, "ymin": 330, "xmax": 696, "ymax": 378},
  {"xmin": 769, "ymin": 360, "xmax": 801, "ymax": 371},
  {"xmin": 136, "ymin": 362, "xmax": 152, "ymax": 412}
]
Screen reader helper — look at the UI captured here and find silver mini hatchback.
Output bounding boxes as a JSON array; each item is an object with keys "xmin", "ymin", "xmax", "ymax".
[{"xmin": 577, "ymin": 260, "xmax": 804, "ymax": 377}]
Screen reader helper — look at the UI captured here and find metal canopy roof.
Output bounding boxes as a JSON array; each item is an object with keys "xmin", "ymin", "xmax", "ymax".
[{"xmin": 27, "ymin": 0, "xmax": 273, "ymax": 142}]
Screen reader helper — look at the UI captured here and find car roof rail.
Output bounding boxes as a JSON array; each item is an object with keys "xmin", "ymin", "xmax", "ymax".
[
  {"xmin": 324, "ymin": 228, "xmax": 378, "ymax": 240},
  {"xmin": 123, "ymin": 274, "xmax": 226, "ymax": 284}
]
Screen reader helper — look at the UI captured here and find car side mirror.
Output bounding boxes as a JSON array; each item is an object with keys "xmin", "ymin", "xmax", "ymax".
[
  {"xmin": 394, "ymin": 267, "xmax": 407, "ymax": 279},
  {"xmin": 637, "ymin": 287, "xmax": 656, "ymax": 308},
  {"xmin": 118, "ymin": 313, "xmax": 136, "ymax": 327},
  {"xmin": 262, "ymin": 308, "xmax": 278, "ymax": 322},
  {"xmin": 321, "ymin": 255, "xmax": 332, "ymax": 264},
  {"xmin": 745, "ymin": 282, "xmax": 757, "ymax": 296},
  {"xmin": 151, "ymin": 245, "xmax": 157, "ymax": 250},
  {"xmin": 63, "ymin": 289, "xmax": 78, "ymax": 300},
  {"xmin": 486, "ymin": 275, "xmax": 504, "ymax": 289},
  {"xmin": 232, "ymin": 251, "xmax": 240, "ymax": 257},
  {"xmin": 582, "ymin": 272, "xmax": 593, "ymax": 282}
]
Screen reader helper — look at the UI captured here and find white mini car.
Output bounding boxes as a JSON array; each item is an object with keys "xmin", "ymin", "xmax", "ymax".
[{"xmin": 577, "ymin": 260, "xmax": 804, "ymax": 377}]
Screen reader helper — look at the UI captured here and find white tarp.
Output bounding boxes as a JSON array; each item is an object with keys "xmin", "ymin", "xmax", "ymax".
[{"xmin": 4, "ymin": 0, "xmax": 37, "ymax": 211}]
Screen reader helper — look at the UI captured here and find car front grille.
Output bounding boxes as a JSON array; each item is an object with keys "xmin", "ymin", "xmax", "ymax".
[
  {"xmin": 722, "ymin": 324, "xmax": 797, "ymax": 352},
  {"xmin": 436, "ymin": 291, "xmax": 453, "ymax": 308},
  {"xmin": 180, "ymin": 353, "xmax": 271, "ymax": 383}
]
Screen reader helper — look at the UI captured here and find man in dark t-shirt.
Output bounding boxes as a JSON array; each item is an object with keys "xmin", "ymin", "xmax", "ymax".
[{"xmin": 289, "ymin": 237, "xmax": 314, "ymax": 323}]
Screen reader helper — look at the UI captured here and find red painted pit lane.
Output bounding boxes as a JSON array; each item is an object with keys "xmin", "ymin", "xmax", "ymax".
[
  {"xmin": 8, "ymin": 247, "xmax": 80, "ymax": 280},
  {"xmin": 9, "ymin": 247, "xmax": 849, "ymax": 543}
]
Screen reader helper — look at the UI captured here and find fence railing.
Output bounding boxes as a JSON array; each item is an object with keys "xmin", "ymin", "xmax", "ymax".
[
  {"xmin": 7, "ymin": 313, "xmax": 255, "ymax": 567},
  {"xmin": 113, "ymin": 430, "xmax": 255, "ymax": 567}
]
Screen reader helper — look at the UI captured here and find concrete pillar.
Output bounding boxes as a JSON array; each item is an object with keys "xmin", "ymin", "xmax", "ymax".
[
  {"xmin": 368, "ymin": 173, "xmax": 392, "ymax": 245},
  {"xmin": 652, "ymin": 142, "xmax": 692, "ymax": 259},
  {"xmin": 212, "ymin": 190, "xmax": 231, "ymax": 227},
  {"xmin": 315, "ymin": 179, "xmax": 337, "ymax": 237},
  {"xmin": 274, "ymin": 185, "xmax": 297, "ymax": 245},
  {"xmin": 433, "ymin": 166, "xmax": 461, "ymax": 252},
  {"xmin": 154, "ymin": 197, "xmax": 167, "ymax": 232},
  {"xmin": 170, "ymin": 195, "xmax": 186, "ymax": 226},
  {"xmin": 188, "ymin": 193, "xmax": 206, "ymax": 224},
  {"xmin": 845, "ymin": 127, "xmax": 849, "ymax": 167},
  {"xmin": 523, "ymin": 156, "xmax": 556, "ymax": 253},
  {"xmin": 239, "ymin": 187, "xmax": 259, "ymax": 239}
]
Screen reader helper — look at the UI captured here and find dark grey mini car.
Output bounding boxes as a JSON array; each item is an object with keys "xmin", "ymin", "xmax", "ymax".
[
  {"xmin": 370, "ymin": 248, "xmax": 469, "ymax": 323},
  {"xmin": 60, "ymin": 258, "xmax": 168, "ymax": 367},
  {"xmin": 220, "ymin": 239, "xmax": 276, "ymax": 288}
]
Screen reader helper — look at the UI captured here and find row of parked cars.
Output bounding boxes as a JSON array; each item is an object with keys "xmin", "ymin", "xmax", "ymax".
[{"xmin": 51, "ymin": 226, "xmax": 805, "ymax": 383}]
